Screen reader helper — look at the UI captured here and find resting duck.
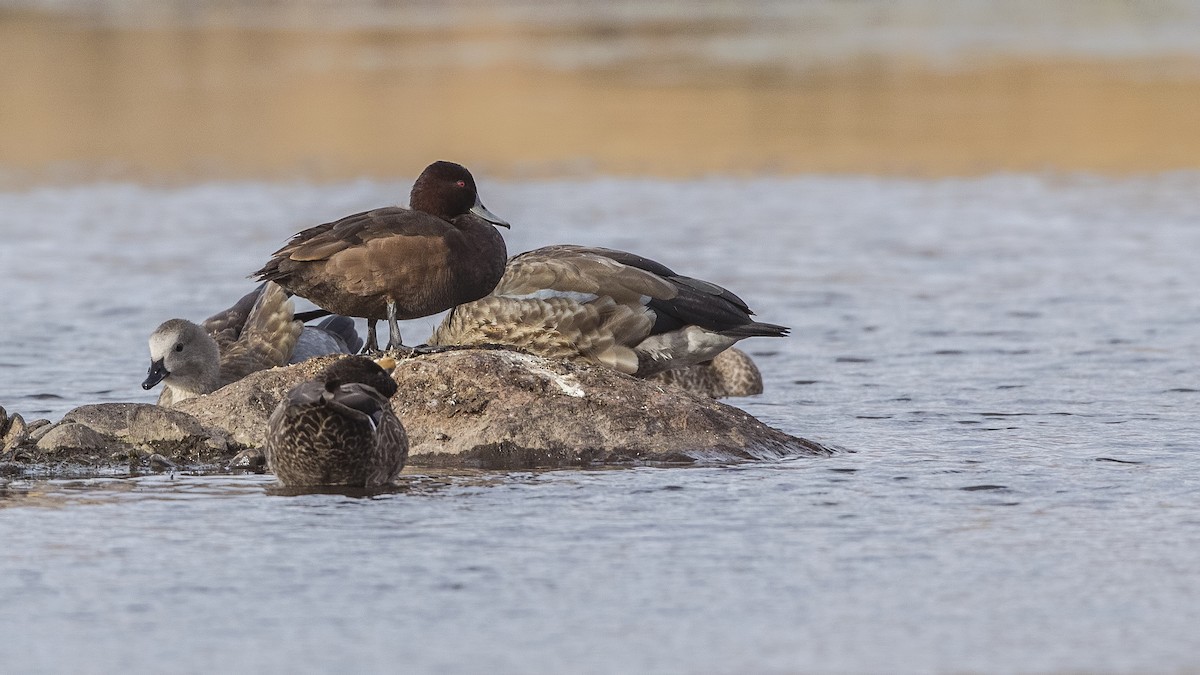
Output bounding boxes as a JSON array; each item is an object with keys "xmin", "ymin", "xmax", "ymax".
[
  {"xmin": 265, "ymin": 356, "xmax": 408, "ymax": 488},
  {"xmin": 142, "ymin": 282, "xmax": 360, "ymax": 406},
  {"xmin": 427, "ymin": 245, "xmax": 787, "ymax": 380},
  {"xmin": 647, "ymin": 347, "xmax": 764, "ymax": 398},
  {"xmin": 253, "ymin": 160, "xmax": 511, "ymax": 352}
]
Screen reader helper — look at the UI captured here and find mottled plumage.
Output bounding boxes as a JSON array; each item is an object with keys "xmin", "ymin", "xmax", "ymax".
[
  {"xmin": 252, "ymin": 161, "xmax": 511, "ymax": 351},
  {"xmin": 647, "ymin": 347, "xmax": 764, "ymax": 398},
  {"xmin": 428, "ymin": 245, "xmax": 788, "ymax": 385},
  {"xmin": 266, "ymin": 356, "xmax": 408, "ymax": 488}
]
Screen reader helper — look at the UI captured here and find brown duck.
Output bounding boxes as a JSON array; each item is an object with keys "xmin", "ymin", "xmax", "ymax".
[
  {"xmin": 253, "ymin": 161, "xmax": 510, "ymax": 352},
  {"xmin": 265, "ymin": 356, "xmax": 408, "ymax": 488},
  {"xmin": 647, "ymin": 347, "xmax": 764, "ymax": 398},
  {"xmin": 428, "ymin": 245, "xmax": 788, "ymax": 383}
]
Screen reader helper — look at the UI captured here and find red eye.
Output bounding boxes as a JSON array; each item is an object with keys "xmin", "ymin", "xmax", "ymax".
[{"xmin": 456, "ymin": 180, "xmax": 466, "ymax": 188}]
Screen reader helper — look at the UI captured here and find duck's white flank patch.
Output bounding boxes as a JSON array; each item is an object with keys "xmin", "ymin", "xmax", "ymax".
[{"xmin": 501, "ymin": 289, "xmax": 600, "ymax": 304}]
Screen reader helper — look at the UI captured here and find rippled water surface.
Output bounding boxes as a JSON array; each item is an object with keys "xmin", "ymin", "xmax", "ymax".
[{"xmin": 2, "ymin": 174, "xmax": 1199, "ymax": 673}]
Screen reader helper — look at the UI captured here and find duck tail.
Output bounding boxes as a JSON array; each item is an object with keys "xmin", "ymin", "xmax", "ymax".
[
  {"xmin": 294, "ymin": 308, "xmax": 333, "ymax": 323},
  {"xmin": 719, "ymin": 321, "xmax": 790, "ymax": 339},
  {"xmin": 316, "ymin": 315, "xmax": 364, "ymax": 354}
]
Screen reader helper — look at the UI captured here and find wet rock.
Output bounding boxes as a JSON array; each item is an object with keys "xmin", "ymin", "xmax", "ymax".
[
  {"xmin": 147, "ymin": 454, "xmax": 178, "ymax": 471},
  {"xmin": 58, "ymin": 403, "xmax": 229, "ymax": 461},
  {"xmin": 228, "ymin": 448, "xmax": 267, "ymax": 471},
  {"xmin": 2, "ymin": 413, "xmax": 27, "ymax": 453},
  {"xmin": 62, "ymin": 403, "xmax": 157, "ymax": 438},
  {"xmin": 181, "ymin": 350, "xmax": 832, "ymax": 468},
  {"xmin": 125, "ymin": 405, "xmax": 228, "ymax": 457},
  {"xmin": 28, "ymin": 421, "xmax": 58, "ymax": 443},
  {"xmin": 111, "ymin": 446, "xmax": 155, "ymax": 462},
  {"xmin": 35, "ymin": 422, "xmax": 116, "ymax": 454}
]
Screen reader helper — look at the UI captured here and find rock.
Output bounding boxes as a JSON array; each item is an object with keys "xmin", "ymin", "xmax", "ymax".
[
  {"xmin": 35, "ymin": 422, "xmax": 117, "ymax": 454},
  {"xmin": 61, "ymin": 403, "xmax": 157, "ymax": 438},
  {"xmin": 179, "ymin": 350, "xmax": 832, "ymax": 469},
  {"xmin": 28, "ymin": 421, "xmax": 57, "ymax": 443},
  {"xmin": 176, "ymin": 360, "xmax": 332, "ymax": 448},
  {"xmin": 391, "ymin": 350, "xmax": 830, "ymax": 467},
  {"xmin": 228, "ymin": 448, "xmax": 267, "ymax": 471},
  {"xmin": 58, "ymin": 403, "xmax": 229, "ymax": 461},
  {"xmin": 2, "ymin": 413, "xmax": 27, "ymax": 453},
  {"xmin": 125, "ymin": 405, "xmax": 228, "ymax": 458},
  {"xmin": 147, "ymin": 454, "xmax": 178, "ymax": 471}
]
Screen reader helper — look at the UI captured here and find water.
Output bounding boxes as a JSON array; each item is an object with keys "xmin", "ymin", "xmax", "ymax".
[
  {"xmin": 1, "ymin": 173, "xmax": 1198, "ymax": 672},
  {"xmin": 6, "ymin": 3, "xmax": 1200, "ymax": 181}
]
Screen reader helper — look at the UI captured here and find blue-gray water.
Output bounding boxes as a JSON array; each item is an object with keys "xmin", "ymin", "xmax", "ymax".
[{"xmin": 1, "ymin": 174, "xmax": 1199, "ymax": 673}]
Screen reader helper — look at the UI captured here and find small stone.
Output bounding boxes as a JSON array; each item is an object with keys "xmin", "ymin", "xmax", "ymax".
[
  {"xmin": 147, "ymin": 454, "xmax": 177, "ymax": 471},
  {"xmin": 125, "ymin": 405, "xmax": 208, "ymax": 444},
  {"xmin": 35, "ymin": 423, "xmax": 117, "ymax": 454},
  {"xmin": 228, "ymin": 448, "xmax": 266, "ymax": 470},
  {"xmin": 110, "ymin": 446, "xmax": 154, "ymax": 462},
  {"xmin": 28, "ymin": 421, "xmax": 57, "ymax": 443},
  {"xmin": 2, "ymin": 414, "xmax": 28, "ymax": 454},
  {"xmin": 58, "ymin": 403, "xmax": 229, "ymax": 463},
  {"xmin": 61, "ymin": 403, "xmax": 143, "ymax": 437}
]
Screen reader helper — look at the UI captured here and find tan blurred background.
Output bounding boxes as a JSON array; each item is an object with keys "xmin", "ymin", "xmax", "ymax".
[{"xmin": 2, "ymin": 0, "xmax": 1199, "ymax": 183}]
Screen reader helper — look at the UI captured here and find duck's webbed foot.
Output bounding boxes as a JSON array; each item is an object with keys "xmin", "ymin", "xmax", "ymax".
[
  {"xmin": 384, "ymin": 300, "xmax": 406, "ymax": 352},
  {"xmin": 362, "ymin": 319, "xmax": 383, "ymax": 354}
]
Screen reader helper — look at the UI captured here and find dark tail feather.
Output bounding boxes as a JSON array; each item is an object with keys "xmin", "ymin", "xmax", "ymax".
[
  {"xmin": 316, "ymin": 315, "xmax": 364, "ymax": 354},
  {"xmin": 719, "ymin": 321, "xmax": 789, "ymax": 339},
  {"xmin": 294, "ymin": 308, "xmax": 333, "ymax": 323}
]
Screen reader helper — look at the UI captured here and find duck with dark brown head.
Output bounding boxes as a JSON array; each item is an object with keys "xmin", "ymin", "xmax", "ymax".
[{"xmin": 253, "ymin": 161, "xmax": 510, "ymax": 352}]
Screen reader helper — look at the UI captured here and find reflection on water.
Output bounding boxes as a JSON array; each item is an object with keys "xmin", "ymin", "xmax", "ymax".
[
  {"xmin": 0, "ymin": 468, "xmax": 520, "ymax": 508},
  {"xmin": 3, "ymin": 3, "xmax": 1200, "ymax": 181}
]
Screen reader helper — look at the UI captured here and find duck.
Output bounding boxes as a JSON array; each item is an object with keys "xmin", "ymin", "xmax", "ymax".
[
  {"xmin": 646, "ymin": 347, "xmax": 764, "ymax": 398},
  {"xmin": 141, "ymin": 282, "xmax": 361, "ymax": 406},
  {"xmin": 252, "ymin": 160, "xmax": 511, "ymax": 352},
  {"xmin": 292, "ymin": 314, "xmax": 364, "ymax": 361},
  {"xmin": 427, "ymin": 245, "xmax": 788, "ymax": 381},
  {"xmin": 265, "ymin": 355, "xmax": 408, "ymax": 488}
]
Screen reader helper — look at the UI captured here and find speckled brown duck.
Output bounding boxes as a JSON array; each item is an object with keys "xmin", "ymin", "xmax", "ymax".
[
  {"xmin": 142, "ymin": 282, "xmax": 303, "ymax": 406},
  {"xmin": 427, "ymin": 245, "xmax": 788, "ymax": 384},
  {"xmin": 647, "ymin": 347, "xmax": 764, "ymax": 398},
  {"xmin": 265, "ymin": 356, "xmax": 408, "ymax": 488},
  {"xmin": 253, "ymin": 161, "xmax": 511, "ymax": 352}
]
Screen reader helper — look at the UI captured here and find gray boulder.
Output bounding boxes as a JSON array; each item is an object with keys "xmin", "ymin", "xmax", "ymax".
[
  {"xmin": 178, "ymin": 349, "xmax": 832, "ymax": 468},
  {"xmin": 31, "ymin": 403, "xmax": 228, "ymax": 463}
]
